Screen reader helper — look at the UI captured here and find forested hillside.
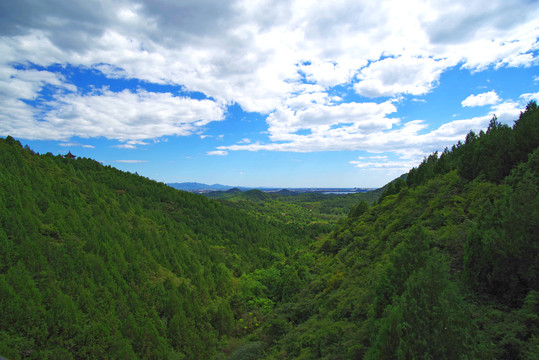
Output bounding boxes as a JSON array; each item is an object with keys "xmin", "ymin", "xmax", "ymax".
[
  {"xmin": 225, "ymin": 102, "xmax": 539, "ymax": 359},
  {"xmin": 1, "ymin": 102, "xmax": 538, "ymax": 360},
  {"xmin": 204, "ymin": 188, "xmax": 382, "ymax": 229},
  {"xmin": 0, "ymin": 137, "xmax": 318, "ymax": 359}
]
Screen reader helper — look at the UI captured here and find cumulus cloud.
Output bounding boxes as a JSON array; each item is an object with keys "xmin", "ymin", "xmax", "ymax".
[
  {"xmin": 0, "ymin": 0, "xmax": 538, "ymax": 151},
  {"xmin": 266, "ymin": 100, "xmax": 399, "ymax": 142},
  {"xmin": 48, "ymin": 89, "xmax": 224, "ymax": 140},
  {"xmin": 2, "ymin": 1, "xmax": 537, "ymax": 99},
  {"xmin": 354, "ymin": 56, "xmax": 449, "ymax": 98},
  {"xmin": 0, "ymin": 87, "xmax": 225, "ymax": 144},
  {"xmin": 461, "ymin": 91, "xmax": 501, "ymax": 107},
  {"xmin": 219, "ymin": 96, "xmax": 526, "ymax": 168}
]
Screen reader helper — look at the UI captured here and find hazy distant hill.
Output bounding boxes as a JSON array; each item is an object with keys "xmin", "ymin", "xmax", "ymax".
[
  {"xmin": 167, "ymin": 182, "xmax": 235, "ymax": 191},
  {"xmin": 168, "ymin": 182, "xmax": 376, "ymax": 193}
]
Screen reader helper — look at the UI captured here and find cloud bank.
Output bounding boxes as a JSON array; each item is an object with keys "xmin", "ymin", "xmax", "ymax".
[{"xmin": 0, "ymin": 0, "xmax": 537, "ymax": 161}]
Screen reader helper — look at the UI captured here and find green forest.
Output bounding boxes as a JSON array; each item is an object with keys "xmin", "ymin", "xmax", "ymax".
[
  {"xmin": 203, "ymin": 187, "xmax": 382, "ymax": 230},
  {"xmin": 1, "ymin": 102, "xmax": 538, "ymax": 359}
]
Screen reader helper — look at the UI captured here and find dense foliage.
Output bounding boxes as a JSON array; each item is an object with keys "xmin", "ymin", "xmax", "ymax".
[
  {"xmin": 0, "ymin": 138, "xmax": 316, "ymax": 359},
  {"xmin": 227, "ymin": 102, "xmax": 539, "ymax": 359},
  {"xmin": 204, "ymin": 188, "xmax": 382, "ymax": 227},
  {"xmin": 1, "ymin": 101, "xmax": 538, "ymax": 359}
]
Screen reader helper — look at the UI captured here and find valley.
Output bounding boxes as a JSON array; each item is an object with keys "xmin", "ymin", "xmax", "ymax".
[{"xmin": 0, "ymin": 102, "xmax": 538, "ymax": 359}]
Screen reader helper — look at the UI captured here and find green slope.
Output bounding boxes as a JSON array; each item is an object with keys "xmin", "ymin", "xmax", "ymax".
[
  {"xmin": 231, "ymin": 102, "xmax": 539, "ymax": 359},
  {"xmin": 0, "ymin": 137, "xmax": 316, "ymax": 359}
]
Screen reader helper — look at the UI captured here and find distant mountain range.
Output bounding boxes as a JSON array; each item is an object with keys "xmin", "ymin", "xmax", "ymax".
[
  {"xmin": 167, "ymin": 182, "xmax": 376, "ymax": 193},
  {"xmin": 167, "ymin": 182, "xmax": 252, "ymax": 192}
]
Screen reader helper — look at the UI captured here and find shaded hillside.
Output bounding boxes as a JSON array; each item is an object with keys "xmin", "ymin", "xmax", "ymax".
[{"xmin": 0, "ymin": 137, "xmax": 317, "ymax": 359}]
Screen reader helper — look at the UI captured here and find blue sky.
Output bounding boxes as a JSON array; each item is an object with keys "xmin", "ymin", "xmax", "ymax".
[{"xmin": 1, "ymin": 0, "xmax": 538, "ymax": 188}]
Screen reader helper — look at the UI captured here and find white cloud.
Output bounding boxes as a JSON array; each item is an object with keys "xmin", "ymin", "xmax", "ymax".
[
  {"xmin": 2, "ymin": 0, "xmax": 538, "ymax": 104},
  {"xmin": 0, "ymin": 66, "xmax": 78, "ymax": 140},
  {"xmin": 58, "ymin": 142, "xmax": 95, "ymax": 149},
  {"xmin": 207, "ymin": 150, "xmax": 228, "ymax": 156},
  {"xmin": 219, "ymin": 95, "xmax": 528, "ymax": 170},
  {"xmin": 461, "ymin": 91, "xmax": 501, "ymax": 107},
  {"xmin": 354, "ymin": 56, "xmax": 449, "ymax": 98},
  {"xmin": 520, "ymin": 92, "xmax": 539, "ymax": 104},
  {"xmin": 350, "ymin": 158, "xmax": 416, "ymax": 172},
  {"xmin": 357, "ymin": 155, "xmax": 388, "ymax": 160},
  {"xmin": 0, "ymin": 67, "xmax": 74, "ymax": 100},
  {"xmin": 114, "ymin": 144, "xmax": 138, "ymax": 149},
  {"xmin": 112, "ymin": 140, "xmax": 150, "ymax": 149},
  {"xmin": 299, "ymin": 60, "xmax": 364, "ymax": 88},
  {"xmin": 285, "ymin": 85, "xmax": 333, "ymax": 111},
  {"xmin": 265, "ymin": 100, "xmax": 399, "ymax": 143},
  {"xmin": 0, "ymin": 87, "xmax": 225, "ymax": 143},
  {"xmin": 1, "ymin": 0, "xmax": 538, "ymax": 147},
  {"xmin": 420, "ymin": 0, "xmax": 539, "ymax": 70},
  {"xmin": 490, "ymin": 100, "xmax": 522, "ymax": 124}
]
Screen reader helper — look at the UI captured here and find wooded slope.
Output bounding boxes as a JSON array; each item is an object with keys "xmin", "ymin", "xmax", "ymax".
[
  {"xmin": 233, "ymin": 102, "xmax": 539, "ymax": 359},
  {"xmin": 0, "ymin": 137, "xmax": 314, "ymax": 359}
]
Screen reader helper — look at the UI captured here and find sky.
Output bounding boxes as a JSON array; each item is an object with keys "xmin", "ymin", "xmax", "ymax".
[{"xmin": 1, "ymin": 0, "xmax": 538, "ymax": 188}]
